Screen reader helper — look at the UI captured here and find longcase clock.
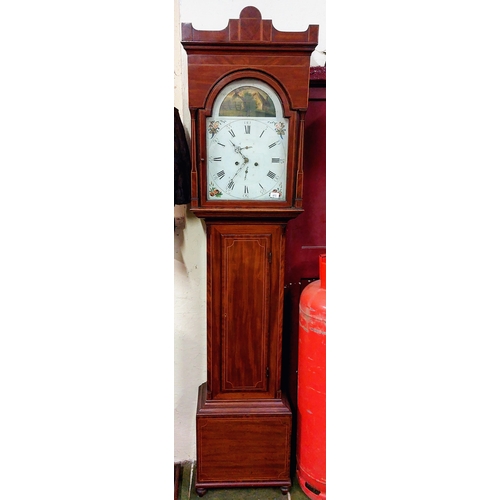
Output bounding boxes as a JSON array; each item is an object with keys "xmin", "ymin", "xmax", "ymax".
[{"xmin": 181, "ymin": 7, "xmax": 318, "ymax": 496}]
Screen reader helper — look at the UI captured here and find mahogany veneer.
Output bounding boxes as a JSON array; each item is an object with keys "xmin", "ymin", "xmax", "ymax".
[{"xmin": 181, "ymin": 7, "xmax": 318, "ymax": 496}]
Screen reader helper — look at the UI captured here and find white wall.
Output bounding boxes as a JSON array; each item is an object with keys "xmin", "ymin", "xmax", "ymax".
[{"xmin": 174, "ymin": 0, "xmax": 326, "ymax": 463}]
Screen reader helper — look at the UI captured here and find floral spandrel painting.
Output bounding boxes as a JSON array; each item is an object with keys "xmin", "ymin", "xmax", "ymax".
[{"xmin": 219, "ymin": 86, "xmax": 276, "ymax": 117}]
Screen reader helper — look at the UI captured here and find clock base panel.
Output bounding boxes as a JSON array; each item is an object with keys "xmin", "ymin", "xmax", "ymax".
[{"xmin": 195, "ymin": 383, "xmax": 292, "ymax": 494}]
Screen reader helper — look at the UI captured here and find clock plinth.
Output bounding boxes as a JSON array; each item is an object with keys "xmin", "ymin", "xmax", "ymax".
[{"xmin": 195, "ymin": 383, "xmax": 292, "ymax": 495}]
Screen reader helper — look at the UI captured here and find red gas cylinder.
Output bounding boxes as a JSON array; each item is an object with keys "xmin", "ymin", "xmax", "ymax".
[{"xmin": 296, "ymin": 254, "xmax": 326, "ymax": 499}]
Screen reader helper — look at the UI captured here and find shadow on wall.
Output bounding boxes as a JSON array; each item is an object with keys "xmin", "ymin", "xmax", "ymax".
[{"xmin": 175, "ymin": 204, "xmax": 187, "ymax": 265}]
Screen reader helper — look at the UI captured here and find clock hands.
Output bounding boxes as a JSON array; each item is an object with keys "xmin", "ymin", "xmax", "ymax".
[
  {"xmin": 226, "ymin": 133, "xmax": 270, "ymax": 189},
  {"xmin": 228, "ymin": 140, "xmax": 250, "ymax": 183},
  {"xmin": 229, "ymin": 140, "xmax": 257, "ymax": 181}
]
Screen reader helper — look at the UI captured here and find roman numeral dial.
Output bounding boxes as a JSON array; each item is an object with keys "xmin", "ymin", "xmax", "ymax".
[
  {"xmin": 207, "ymin": 117, "xmax": 288, "ymax": 201},
  {"xmin": 205, "ymin": 79, "xmax": 289, "ymax": 201}
]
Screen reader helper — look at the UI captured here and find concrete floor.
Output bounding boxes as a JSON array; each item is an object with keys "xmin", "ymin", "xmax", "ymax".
[{"xmin": 178, "ymin": 462, "xmax": 311, "ymax": 500}]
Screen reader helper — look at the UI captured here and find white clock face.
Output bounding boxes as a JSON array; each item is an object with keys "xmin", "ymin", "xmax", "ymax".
[{"xmin": 206, "ymin": 79, "xmax": 288, "ymax": 202}]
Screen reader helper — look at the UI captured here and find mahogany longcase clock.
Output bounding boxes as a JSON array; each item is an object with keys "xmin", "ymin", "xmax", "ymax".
[{"xmin": 181, "ymin": 7, "xmax": 318, "ymax": 496}]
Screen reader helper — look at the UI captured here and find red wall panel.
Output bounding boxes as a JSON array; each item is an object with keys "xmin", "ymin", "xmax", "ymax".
[{"xmin": 283, "ymin": 74, "xmax": 326, "ymax": 429}]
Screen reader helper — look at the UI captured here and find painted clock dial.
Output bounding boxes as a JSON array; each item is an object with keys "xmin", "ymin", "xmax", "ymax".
[{"xmin": 206, "ymin": 78, "xmax": 289, "ymax": 201}]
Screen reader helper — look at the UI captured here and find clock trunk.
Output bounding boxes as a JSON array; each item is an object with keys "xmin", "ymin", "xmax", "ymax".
[{"xmin": 205, "ymin": 222, "xmax": 285, "ymax": 401}]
